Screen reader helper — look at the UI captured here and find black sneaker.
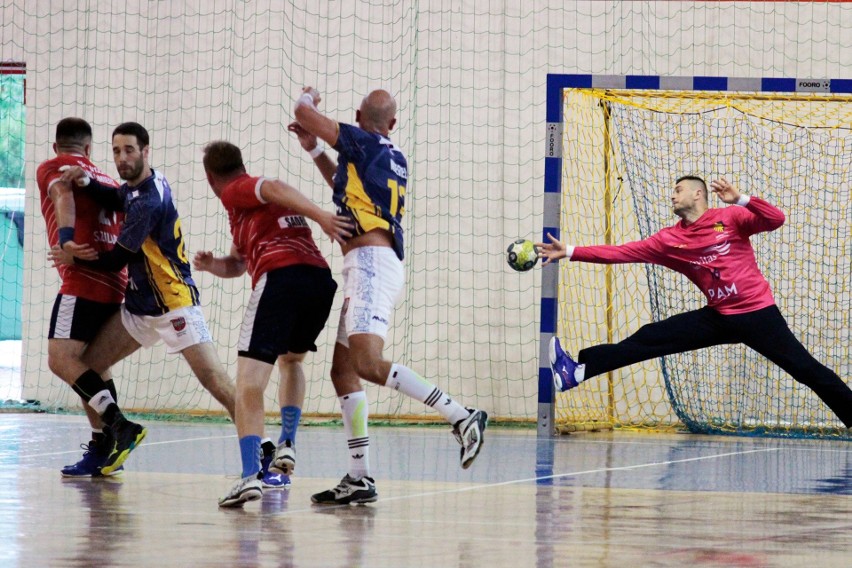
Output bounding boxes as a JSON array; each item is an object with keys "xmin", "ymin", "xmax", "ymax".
[
  {"xmin": 311, "ymin": 474, "xmax": 377, "ymax": 505},
  {"xmin": 100, "ymin": 420, "xmax": 147, "ymax": 475}
]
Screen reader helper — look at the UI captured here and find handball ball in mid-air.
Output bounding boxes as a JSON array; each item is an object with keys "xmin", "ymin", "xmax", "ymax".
[{"xmin": 506, "ymin": 239, "xmax": 539, "ymax": 272}]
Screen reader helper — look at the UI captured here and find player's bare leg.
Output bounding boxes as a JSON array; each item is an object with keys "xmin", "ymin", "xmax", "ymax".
[
  {"xmin": 267, "ymin": 353, "xmax": 306, "ymax": 482},
  {"xmin": 181, "ymin": 341, "xmax": 236, "ymax": 420},
  {"xmin": 345, "ymin": 333, "xmax": 390, "ymax": 386},
  {"xmin": 234, "ymin": 356, "xmax": 273, "ymax": 441}
]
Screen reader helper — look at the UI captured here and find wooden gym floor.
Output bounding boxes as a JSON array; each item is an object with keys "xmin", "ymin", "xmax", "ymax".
[{"xmin": 0, "ymin": 413, "xmax": 849, "ymax": 567}]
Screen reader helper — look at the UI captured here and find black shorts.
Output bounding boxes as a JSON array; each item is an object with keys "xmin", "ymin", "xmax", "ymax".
[
  {"xmin": 48, "ymin": 295, "xmax": 122, "ymax": 343},
  {"xmin": 238, "ymin": 265, "xmax": 338, "ymax": 364}
]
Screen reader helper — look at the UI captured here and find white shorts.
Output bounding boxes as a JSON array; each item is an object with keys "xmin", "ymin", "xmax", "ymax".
[
  {"xmin": 121, "ymin": 304, "xmax": 213, "ymax": 354},
  {"xmin": 336, "ymin": 246, "xmax": 404, "ymax": 347}
]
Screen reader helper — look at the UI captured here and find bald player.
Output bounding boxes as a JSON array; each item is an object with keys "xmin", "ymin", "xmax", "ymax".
[{"xmin": 289, "ymin": 87, "xmax": 488, "ymax": 505}]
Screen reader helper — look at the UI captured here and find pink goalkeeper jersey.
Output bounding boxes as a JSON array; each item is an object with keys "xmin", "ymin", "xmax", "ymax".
[{"xmin": 570, "ymin": 197, "xmax": 786, "ymax": 315}]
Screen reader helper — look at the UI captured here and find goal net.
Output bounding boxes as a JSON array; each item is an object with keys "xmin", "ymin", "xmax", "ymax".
[
  {"xmin": 553, "ymin": 79, "xmax": 852, "ymax": 437},
  {"xmin": 13, "ymin": 3, "xmax": 539, "ymax": 423}
]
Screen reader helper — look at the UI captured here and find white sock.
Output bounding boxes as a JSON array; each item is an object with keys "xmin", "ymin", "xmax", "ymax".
[
  {"xmin": 87, "ymin": 389, "xmax": 116, "ymax": 415},
  {"xmin": 575, "ymin": 364, "xmax": 586, "ymax": 383},
  {"xmin": 340, "ymin": 391, "xmax": 370, "ymax": 479},
  {"xmin": 386, "ymin": 364, "xmax": 470, "ymax": 425}
]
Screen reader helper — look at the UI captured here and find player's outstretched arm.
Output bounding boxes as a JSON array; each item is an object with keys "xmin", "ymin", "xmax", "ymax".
[
  {"xmin": 711, "ymin": 177, "xmax": 785, "ymax": 232},
  {"xmin": 59, "ymin": 165, "xmax": 124, "ymax": 211},
  {"xmin": 260, "ymin": 179, "xmax": 353, "ymax": 245},
  {"xmin": 288, "ymin": 121, "xmax": 336, "ymax": 189},
  {"xmin": 192, "ymin": 246, "xmax": 246, "ymax": 278},
  {"xmin": 66, "ymin": 243, "xmax": 137, "ymax": 272},
  {"xmin": 709, "ymin": 177, "xmax": 741, "ymax": 204},
  {"xmin": 292, "ymin": 87, "xmax": 339, "ymax": 147},
  {"xmin": 535, "ymin": 233, "xmax": 571, "ymax": 265}
]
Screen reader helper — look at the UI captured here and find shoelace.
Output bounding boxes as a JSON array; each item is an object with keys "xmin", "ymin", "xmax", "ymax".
[
  {"xmin": 78, "ymin": 442, "xmax": 95, "ymax": 456},
  {"xmin": 452, "ymin": 411, "xmax": 476, "ymax": 445},
  {"xmin": 334, "ymin": 477, "xmax": 355, "ymax": 492},
  {"xmin": 337, "ymin": 475, "xmax": 371, "ymax": 492}
]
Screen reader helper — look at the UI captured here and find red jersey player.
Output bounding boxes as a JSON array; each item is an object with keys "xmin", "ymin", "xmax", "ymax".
[
  {"xmin": 36, "ymin": 117, "xmax": 141, "ymax": 476},
  {"xmin": 194, "ymin": 140, "xmax": 351, "ymax": 507},
  {"xmin": 539, "ymin": 176, "xmax": 852, "ymax": 429}
]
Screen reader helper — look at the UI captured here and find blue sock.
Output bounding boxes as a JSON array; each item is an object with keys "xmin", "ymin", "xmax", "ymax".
[
  {"xmin": 279, "ymin": 406, "xmax": 302, "ymax": 444},
  {"xmin": 238, "ymin": 435, "xmax": 262, "ymax": 478}
]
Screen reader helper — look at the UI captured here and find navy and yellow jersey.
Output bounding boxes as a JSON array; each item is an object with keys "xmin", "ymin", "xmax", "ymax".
[
  {"xmin": 117, "ymin": 169, "xmax": 199, "ymax": 315},
  {"xmin": 332, "ymin": 122, "xmax": 407, "ymax": 260}
]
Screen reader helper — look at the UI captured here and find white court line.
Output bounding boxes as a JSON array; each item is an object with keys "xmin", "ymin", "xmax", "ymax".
[
  {"xmin": 137, "ymin": 434, "xmax": 237, "ymax": 447},
  {"xmin": 14, "ymin": 434, "xmax": 237, "ymax": 459},
  {"xmin": 374, "ymin": 447, "xmax": 783, "ymax": 504},
  {"xmin": 573, "ymin": 437, "xmax": 852, "ymax": 451},
  {"xmin": 270, "ymin": 446, "xmax": 785, "ymax": 516},
  {"xmin": 784, "ymin": 445, "xmax": 852, "ymax": 454}
]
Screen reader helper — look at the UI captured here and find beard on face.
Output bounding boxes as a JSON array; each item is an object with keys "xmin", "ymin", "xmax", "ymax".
[{"xmin": 119, "ymin": 156, "xmax": 145, "ymax": 181}]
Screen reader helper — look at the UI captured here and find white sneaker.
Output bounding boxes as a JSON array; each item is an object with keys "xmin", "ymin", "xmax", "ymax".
[
  {"xmin": 452, "ymin": 408, "xmax": 488, "ymax": 469},
  {"xmin": 269, "ymin": 440, "xmax": 296, "ymax": 476},
  {"xmin": 219, "ymin": 475, "xmax": 263, "ymax": 508}
]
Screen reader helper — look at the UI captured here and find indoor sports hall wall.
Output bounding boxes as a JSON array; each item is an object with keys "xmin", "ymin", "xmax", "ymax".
[{"xmin": 3, "ymin": 1, "xmax": 851, "ymax": 421}]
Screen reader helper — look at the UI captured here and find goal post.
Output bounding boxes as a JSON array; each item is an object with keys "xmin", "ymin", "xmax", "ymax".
[{"xmin": 540, "ymin": 73, "xmax": 852, "ymax": 439}]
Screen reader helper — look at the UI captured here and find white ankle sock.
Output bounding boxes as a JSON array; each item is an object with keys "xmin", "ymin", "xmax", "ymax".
[{"xmin": 88, "ymin": 389, "xmax": 116, "ymax": 415}]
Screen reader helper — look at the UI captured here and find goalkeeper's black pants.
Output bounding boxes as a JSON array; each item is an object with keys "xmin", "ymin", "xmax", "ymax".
[{"xmin": 577, "ymin": 305, "xmax": 852, "ymax": 427}]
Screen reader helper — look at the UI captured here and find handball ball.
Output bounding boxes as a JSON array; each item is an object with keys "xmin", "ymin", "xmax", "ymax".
[{"xmin": 506, "ymin": 239, "xmax": 539, "ymax": 272}]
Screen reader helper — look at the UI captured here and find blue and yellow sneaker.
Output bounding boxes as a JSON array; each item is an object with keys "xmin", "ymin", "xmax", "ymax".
[
  {"xmin": 100, "ymin": 419, "xmax": 146, "ymax": 475},
  {"xmin": 61, "ymin": 438, "xmax": 123, "ymax": 477}
]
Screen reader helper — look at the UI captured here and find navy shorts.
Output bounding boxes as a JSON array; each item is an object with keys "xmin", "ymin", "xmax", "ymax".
[{"xmin": 237, "ymin": 265, "xmax": 338, "ymax": 364}]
